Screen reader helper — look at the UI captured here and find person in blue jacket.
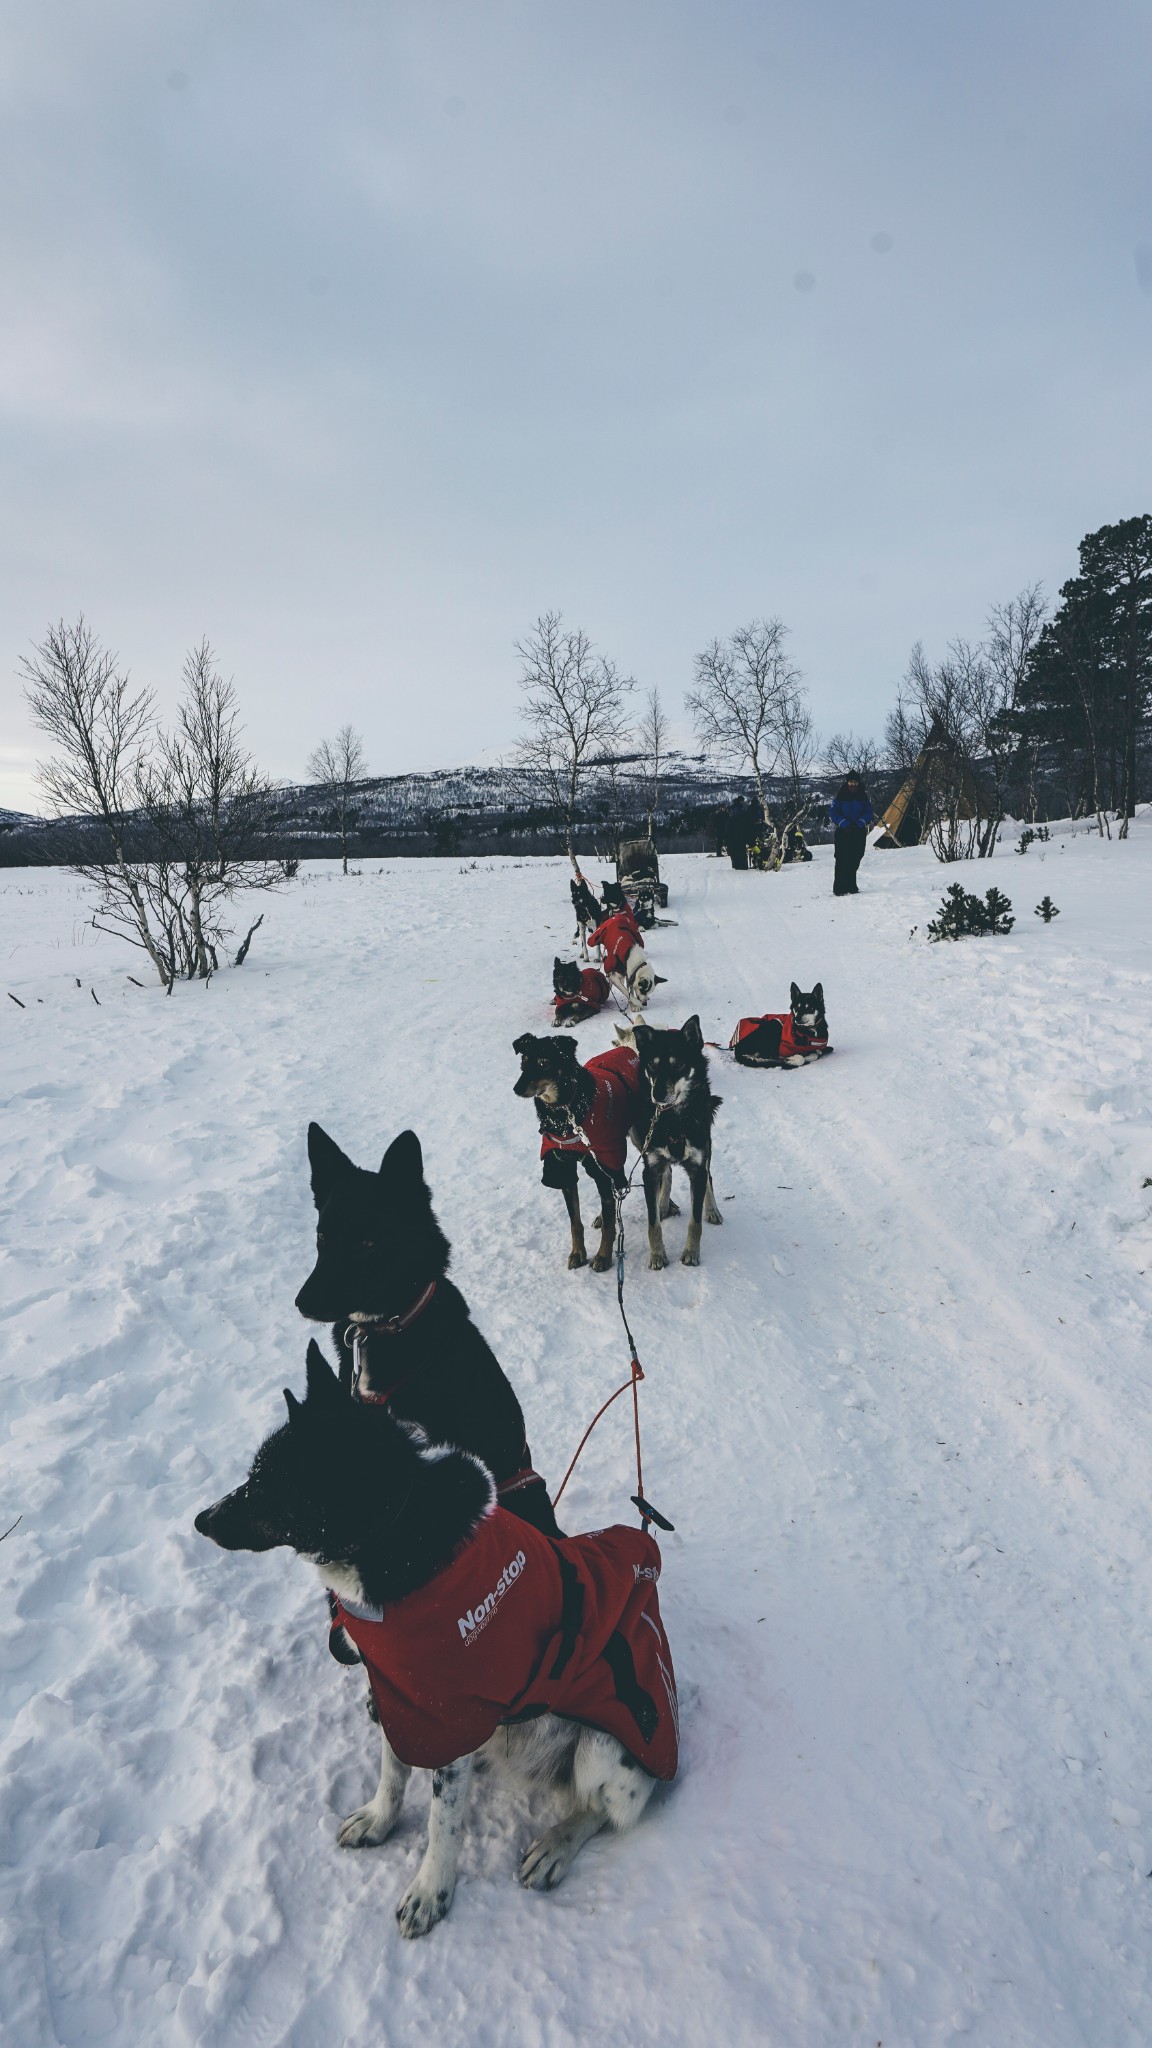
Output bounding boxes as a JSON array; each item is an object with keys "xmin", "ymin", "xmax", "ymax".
[{"xmin": 829, "ymin": 774, "xmax": 874, "ymax": 895}]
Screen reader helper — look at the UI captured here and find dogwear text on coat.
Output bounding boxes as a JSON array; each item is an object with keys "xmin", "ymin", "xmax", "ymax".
[{"xmin": 333, "ymin": 1504, "xmax": 679, "ymax": 1780}]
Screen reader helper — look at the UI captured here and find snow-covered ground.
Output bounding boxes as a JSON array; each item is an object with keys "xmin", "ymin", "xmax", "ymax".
[{"xmin": 3, "ymin": 826, "xmax": 1152, "ymax": 2047}]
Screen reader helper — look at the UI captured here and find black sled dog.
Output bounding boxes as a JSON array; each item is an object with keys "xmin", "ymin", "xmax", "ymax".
[
  {"xmin": 512, "ymin": 1033, "xmax": 643, "ymax": 1272},
  {"xmin": 569, "ymin": 874, "xmax": 602, "ymax": 959},
  {"xmin": 729, "ymin": 983, "xmax": 831, "ymax": 1067},
  {"xmin": 296, "ymin": 1123, "xmax": 559, "ymax": 1539},
  {"xmin": 552, "ymin": 955, "xmax": 611, "ymax": 1027},
  {"xmin": 195, "ymin": 1348, "xmax": 677, "ymax": 1938},
  {"xmin": 624, "ymin": 1016, "xmax": 723, "ymax": 1268}
]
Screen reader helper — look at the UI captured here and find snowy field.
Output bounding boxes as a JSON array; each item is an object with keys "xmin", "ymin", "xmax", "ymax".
[{"xmin": 3, "ymin": 825, "xmax": 1152, "ymax": 2048}]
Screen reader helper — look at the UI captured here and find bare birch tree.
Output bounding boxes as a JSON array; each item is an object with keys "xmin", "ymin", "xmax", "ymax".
[
  {"xmin": 686, "ymin": 619, "xmax": 811, "ymax": 859},
  {"xmin": 142, "ymin": 643, "xmax": 284, "ymax": 975},
  {"xmin": 513, "ymin": 612, "xmax": 633, "ymax": 868},
  {"xmin": 21, "ymin": 617, "xmax": 171, "ymax": 983},
  {"xmin": 637, "ymin": 686, "xmax": 669, "ymax": 839},
  {"xmin": 307, "ymin": 724, "xmax": 367, "ymax": 874},
  {"xmin": 23, "ymin": 619, "xmax": 287, "ymax": 986},
  {"xmin": 985, "ymin": 584, "xmax": 1047, "ymax": 823}
]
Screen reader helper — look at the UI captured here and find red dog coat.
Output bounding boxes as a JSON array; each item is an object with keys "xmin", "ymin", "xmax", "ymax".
[
  {"xmin": 730, "ymin": 1014, "xmax": 830, "ymax": 1063},
  {"xmin": 333, "ymin": 1505, "xmax": 679, "ymax": 1780},
  {"xmin": 588, "ymin": 910, "xmax": 643, "ymax": 981},
  {"xmin": 539, "ymin": 1044, "xmax": 640, "ymax": 1173},
  {"xmin": 553, "ymin": 966, "xmax": 611, "ymax": 1019}
]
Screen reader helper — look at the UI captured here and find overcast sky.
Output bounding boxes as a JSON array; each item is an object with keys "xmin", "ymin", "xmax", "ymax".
[{"xmin": 2, "ymin": 0, "xmax": 1150, "ymax": 812}]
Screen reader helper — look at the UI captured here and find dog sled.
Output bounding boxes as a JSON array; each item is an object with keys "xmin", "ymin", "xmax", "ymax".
[{"xmin": 617, "ymin": 837, "xmax": 669, "ymax": 918}]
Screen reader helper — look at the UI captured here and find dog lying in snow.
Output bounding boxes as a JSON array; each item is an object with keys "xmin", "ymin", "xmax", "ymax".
[
  {"xmin": 512, "ymin": 1032, "xmax": 644, "ymax": 1271},
  {"xmin": 295, "ymin": 1123, "xmax": 560, "ymax": 1540},
  {"xmin": 587, "ymin": 905, "xmax": 663, "ymax": 1010},
  {"xmin": 729, "ymin": 983, "xmax": 831, "ymax": 1067},
  {"xmin": 552, "ymin": 956, "xmax": 611, "ymax": 1027},
  {"xmin": 616, "ymin": 1016, "xmax": 723, "ymax": 1267},
  {"xmin": 195, "ymin": 1347, "xmax": 677, "ymax": 1938}
]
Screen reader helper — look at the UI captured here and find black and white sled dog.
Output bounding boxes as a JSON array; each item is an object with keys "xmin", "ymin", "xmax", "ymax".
[
  {"xmin": 570, "ymin": 874, "xmax": 602, "ymax": 959},
  {"xmin": 620, "ymin": 1016, "xmax": 723, "ymax": 1268},
  {"xmin": 296, "ymin": 1123, "xmax": 560, "ymax": 1539},
  {"xmin": 195, "ymin": 1349, "xmax": 661, "ymax": 1937},
  {"xmin": 512, "ymin": 1033, "xmax": 643, "ymax": 1272}
]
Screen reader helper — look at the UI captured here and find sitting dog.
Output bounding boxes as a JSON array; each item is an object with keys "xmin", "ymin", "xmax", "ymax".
[
  {"xmin": 296, "ymin": 1124, "xmax": 560, "ymax": 1539},
  {"xmin": 195, "ymin": 1348, "xmax": 677, "ymax": 1938},
  {"xmin": 729, "ymin": 983, "xmax": 831, "ymax": 1067},
  {"xmin": 513, "ymin": 1033, "xmax": 643, "ymax": 1271},
  {"xmin": 588, "ymin": 905, "xmax": 664, "ymax": 1010},
  {"xmin": 627, "ymin": 1016, "xmax": 723, "ymax": 1268},
  {"xmin": 552, "ymin": 956, "xmax": 611, "ymax": 1026}
]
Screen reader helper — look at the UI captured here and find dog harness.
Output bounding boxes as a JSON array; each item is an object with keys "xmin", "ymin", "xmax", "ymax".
[
  {"xmin": 729, "ymin": 1013, "xmax": 830, "ymax": 1065},
  {"xmin": 588, "ymin": 909, "xmax": 643, "ymax": 982},
  {"xmin": 539, "ymin": 1045, "xmax": 640, "ymax": 1174},
  {"xmin": 332, "ymin": 1504, "xmax": 678, "ymax": 1779},
  {"xmin": 553, "ymin": 966, "xmax": 611, "ymax": 1020},
  {"xmin": 345, "ymin": 1290, "xmax": 546, "ymax": 1504}
]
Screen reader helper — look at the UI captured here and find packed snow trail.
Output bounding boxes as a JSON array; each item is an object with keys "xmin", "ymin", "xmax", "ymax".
[{"xmin": 2, "ymin": 830, "xmax": 1152, "ymax": 2046}]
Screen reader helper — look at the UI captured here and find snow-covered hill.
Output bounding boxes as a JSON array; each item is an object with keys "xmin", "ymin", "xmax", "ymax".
[{"xmin": 3, "ymin": 826, "xmax": 1152, "ymax": 2046}]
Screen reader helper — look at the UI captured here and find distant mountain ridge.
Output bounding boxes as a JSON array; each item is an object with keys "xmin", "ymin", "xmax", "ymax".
[{"xmin": 0, "ymin": 752, "xmax": 850, "ymax": 866}]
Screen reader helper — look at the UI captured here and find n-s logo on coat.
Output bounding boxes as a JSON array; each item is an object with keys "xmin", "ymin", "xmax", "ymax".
[{"xmin": 457, "ymin": 1550, "xmax": 527, "ymax": 1641}]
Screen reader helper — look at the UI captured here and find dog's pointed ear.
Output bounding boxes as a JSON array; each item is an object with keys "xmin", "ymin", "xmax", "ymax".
[
  {"xmin": 380, "ymin": 1129, "xmax": 423, "ymax": 1182},
  {"xmin": 305, "ymin": 1340, "xmax": 342, "ymax": 1406},
  {"xmin": 284, "ymin": 1386, "xmax": 303, "ymax": 1423},
  {"xmin": 682, "ymin": 1014, "xmax": 703, "ymax": 1049},
  {"xmin": 307, "ymin": 1123, "xmax": 354, "ymax": 1204},
  {"xmin": 512, "ymin": 1033, "xmax": 533, "ymax": 1056},
  {"xmin": 813, "ymin": 982, "xmax": 823, "ymax": 1004},
  {"xmin": 790, "ymin": 982, "xmax": 801, "ymax": 1004},
  {"xmin": 631, "ymin": 1021, "xmax": 653, "ymax": 1049}
]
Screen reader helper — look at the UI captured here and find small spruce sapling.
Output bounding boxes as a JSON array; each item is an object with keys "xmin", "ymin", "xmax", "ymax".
[
  {"xmin": 927, "ymin": 883, "xmax": 1015, "ymax": 941},
  {"xmin": 1035, "ymin": 896, "xmax": 1060, "ymax": 923},
  {"xmin": 926, "ymin": 883, "xmax": 978, "ymax": 942},
  {"xmin": 982, "ymin": 887, "xmax": 1015, "ymax": 934}
]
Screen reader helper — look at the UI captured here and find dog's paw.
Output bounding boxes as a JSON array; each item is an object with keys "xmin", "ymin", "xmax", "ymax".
[
  {"xmin": 396, "ymin": 1873, "xmax": 454, "ymax": 1938},
  {"xmin": 680, "ymin": 1244, "xmax": 701, "ymax": 1266},
  {"xmin": 590, "ymin": 1252, "xmax": 614, "ymax": 1273},
  {"xmin": 661, "ymin": 1198, "xmax": 681, "ymax": 1218},
  {"xmin": 519, "ymin": 1825, "xmax": 581, "ymax": 1892},
  {"xmin": 338, "ymin": 1803, "xmax": 398, "ymax": 1849},
  {"xmin": 647, "ymin": 1247, "xmax": 668, "ymax": 1271},
  {"xmin": 567, "ymin": 1249, "xmax": 588, "ymax": 1269}
]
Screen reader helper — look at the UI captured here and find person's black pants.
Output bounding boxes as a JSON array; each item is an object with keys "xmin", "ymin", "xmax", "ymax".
[
  {"xmin": 833, "ymin": 825, "xmax": 867, "ymax": 894},
  {"xmin": 728, "ymin": 846, "xmax": 748, "ymax": 870}
]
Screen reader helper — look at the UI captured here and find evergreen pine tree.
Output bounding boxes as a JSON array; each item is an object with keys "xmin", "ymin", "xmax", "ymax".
[
  {"xmin": 981, "ymin": 887, "xmax": 1015, "ymax": 934},
  {"xmin": 1035, "ymin": 896, "xmax": 1060, "ymax": 922}
]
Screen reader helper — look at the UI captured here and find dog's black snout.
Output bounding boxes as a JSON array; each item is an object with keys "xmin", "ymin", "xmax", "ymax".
[{"xmin": 194, "ymin": 1500, "xmax": 224, "ymax": 1542}]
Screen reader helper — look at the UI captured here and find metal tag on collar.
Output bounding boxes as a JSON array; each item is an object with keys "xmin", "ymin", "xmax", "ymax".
[{"xmin": 346, "ymin": 1324, "xmax": 367, "ymax": 1395}]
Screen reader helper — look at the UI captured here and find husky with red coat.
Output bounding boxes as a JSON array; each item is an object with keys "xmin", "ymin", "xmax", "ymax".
[
  {"xmin": 729, "ymin": 983, "xmax": 832, "ymax": 1068},
  {"xmin": 551, "ymin": 955, "xmax": 611, "ymax": 1027},
  {"xmin": 195, "ymin": 1346, "xmax": 677, "ymax": 1938},
  {"xmin": 513, "ymin": 1032, "xmax": 645, "ymax": 1271},
  {"xmin": 587, "ymin": 905, "xmax": 663, "ymax": 1010}
]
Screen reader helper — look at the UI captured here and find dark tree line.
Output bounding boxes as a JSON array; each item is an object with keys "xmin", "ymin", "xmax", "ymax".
[{"xmin": 1009, "ymin": 516, "xmax": 1152, "ymax": 836}]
